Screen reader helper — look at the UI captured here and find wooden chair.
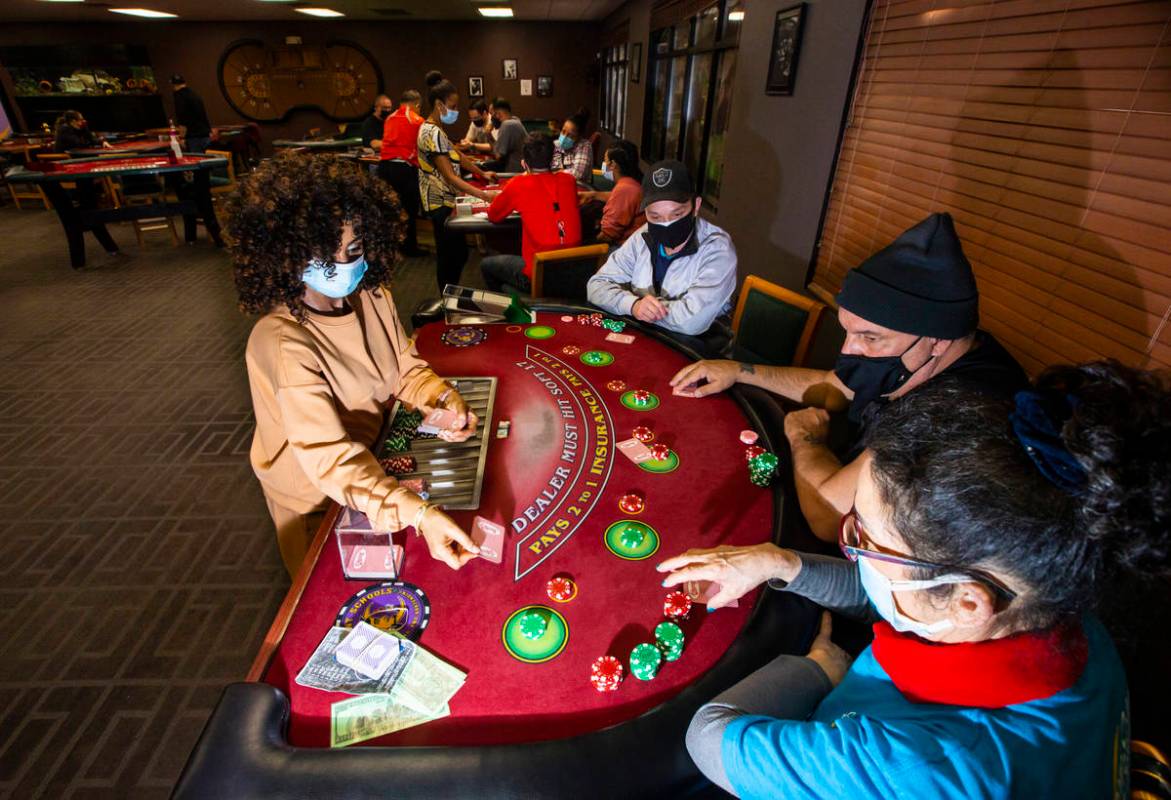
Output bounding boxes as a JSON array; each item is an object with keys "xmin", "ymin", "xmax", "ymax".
[
  {"xmin": 531, "ymin": 243, "xmax": 610, "ymax": 301},
  {"xmin": 112, "ymin": 171, "xmax": 179, "ymax": 247},
  {"xmin": 1133, "ymin": 740, "xmax": 1171, "ymax": 800},
  {"xmin": 730, "ymin": 274, "xmax": 826, "ymax": 368},
  {"xmin": 6, "ymin": 146, "xmax": 51, "ymax": 210}
]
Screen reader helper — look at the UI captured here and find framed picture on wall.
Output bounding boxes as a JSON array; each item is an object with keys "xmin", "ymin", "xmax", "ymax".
[
  {"xmin": 765, "ymin": 3, "xmax": 806, "ymax": 96},
  {"xmin": 536, "ymin": 75, "xmax": 553, "ymax": 97},
  {"xmin": 468, "ymin": 76, "xmax": 484, "ymax": 98},
  {"xmin": 630, "ymin": 42, "xmax": 642, "ymax": 83},
  {"xmin": 502, "ymin": 59, "xmax": 518, "ymax": 80},
  {"xmin": 520, "ymin": 79, "xmax": 533, "ymax": 96}
]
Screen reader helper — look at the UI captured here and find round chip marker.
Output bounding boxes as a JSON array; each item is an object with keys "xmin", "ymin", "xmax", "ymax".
[
  {"xmin": 740, "ymin": 430, "xmax": 759, "ymax": 445},
  {"xmin": 546, "ymin": 576, "xmax": 578, "ymax": 603},
  {"xmin": 606, "ymin": 380, "xmax": 627, "ymax": 392}
]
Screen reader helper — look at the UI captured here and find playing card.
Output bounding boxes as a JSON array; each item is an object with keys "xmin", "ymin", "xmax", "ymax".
[
  {"xmin": 352, "ymin": 635, "xmax": 403, "ymax": 680},
  {"xmin": 418, "ymin": 408, "xmax": 461, "ymax": 434},
  {"xmin": 345, "ymin": 545, "xmax": 404, "ymax": 580},
  {"xmin": 336, "ymin": 621, "xmax": 384, "ymax": 669},
  {"xmin": 685, "ymin": 580, "xmax": 738, "ymax": 608},
  {"xmin": 617, "ymin": 437, "xmax": 654, "ymax": 464},
  {"xmin": 471, "ymin": 516, "xmax": 506, "ymax": 564},
  {"xmin": 605, "ymin": 332, "xmax": 635, "ymax": 344}
]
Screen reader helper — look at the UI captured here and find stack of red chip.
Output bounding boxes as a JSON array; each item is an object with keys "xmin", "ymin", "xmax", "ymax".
[
  {"xmin": 589, "ymin": 655, "xmax": 624, "ymax": 692},
  {"xmin": 631, "ymin": 425, "xmax": 654, "ymax": 443},
  {"xmin": 744, "ymin": 445, "xmax": 766, "ymax": 462},
  {"xmin": 577, "ymin": 312, "xmax": 604, "ymax": 327},
  {"xmin": 663, "ymin": 591, "xmax": 692, "ymax": 620},
  {"xmin": 546, "ymin": 576, "xmax": 577, "ymax": 603},
  {"xmin": 606, "ymin": 380, "xmax": 627, "ymax": 392},
  {"xmin": 650, "ymin": 443, "xmax": 671, "ymax": 461},
  {"xmin": 562, "ymin": 345, "xmax": 581, "ymax": 356},
  {"xmin": 379, "ymin": 455, "xmax": 417, "ymax": 475}
]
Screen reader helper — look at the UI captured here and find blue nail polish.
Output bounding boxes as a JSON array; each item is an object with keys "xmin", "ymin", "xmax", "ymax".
[
  {"xmin": 660, "ymin": 580, "xmax": 668, "ymax": 587},
  {"xmin": 706, "ymin": 606, "xmax": 715, "ymax": 613}
]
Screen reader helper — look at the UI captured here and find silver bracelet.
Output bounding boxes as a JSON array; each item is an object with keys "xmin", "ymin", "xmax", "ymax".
[{"xmin": 411, "ymin": 502, "xmax": 435, "ymax": 537}]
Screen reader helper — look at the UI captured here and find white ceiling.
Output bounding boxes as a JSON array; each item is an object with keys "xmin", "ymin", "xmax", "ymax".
[{"xmin": 0, "ymin": 0, "xmax": 625, "ymax": 22}]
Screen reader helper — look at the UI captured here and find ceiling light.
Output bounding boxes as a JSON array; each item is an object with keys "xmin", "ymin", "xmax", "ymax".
[
  {"xmin": 295, "ymin": 7, "xmax": 345, "ymax": 16},
  {"xmin": 38, "ymin": 1, "xmax": 87, "ymax": 4},
  {"xmin": 728, "ymin": 10, "xmax": 744, "ymax": 21},
  {"xmin": 477, "ymin": 7, "xmax": 514, "ymax": 17},
  {"xmin": 109, "ymin": 7, "xmax": 179, "ymax": 17}
]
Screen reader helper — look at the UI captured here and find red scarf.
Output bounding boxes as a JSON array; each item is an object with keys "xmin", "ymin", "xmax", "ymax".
[{"xmin": 870, "ymin": 620, "xmax": 1088, "ymax": 708}]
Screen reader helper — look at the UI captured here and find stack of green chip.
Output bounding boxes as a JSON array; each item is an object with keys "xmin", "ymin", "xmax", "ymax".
[
  {"xmin": 629, "ymin": 643, "xmax": 663, "ymax": 680},
  {"xmin": 384, "ymin": 432, "xmax": 412, "ymax": 453},
  {"xmin": 619, "ymin": 523, "xmax": 645, "ymax": 549},
  {"xmin": 653, "ymin": 621, "xmax": 685, "ymax": 662},
  {"xmin": 748, "ymin": 451, "xmax": 779, "ymax": 487},
  {"xmin": 601, "ymin": 318, "xmax": 626, "ymax": 333},
  {"xmin": 519, "ymin": 610, "xmax": 549, "ymax": 640}
]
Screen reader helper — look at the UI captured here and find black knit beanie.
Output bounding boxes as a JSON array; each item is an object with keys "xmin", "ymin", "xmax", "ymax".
[{"xmin": 835, "ymin": 212, "xmax": 979, "ymax": 340}]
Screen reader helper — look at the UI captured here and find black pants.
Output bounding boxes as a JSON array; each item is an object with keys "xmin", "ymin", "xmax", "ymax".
[
  {"xmin": 376, "ymin": 160, "xmax": 420, "ymax": 253},
  {"xmin": 427, "ymin": 206, "xmax": 468, "ymax": 292}
]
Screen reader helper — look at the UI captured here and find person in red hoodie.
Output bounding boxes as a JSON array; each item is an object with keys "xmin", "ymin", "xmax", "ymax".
[
  {"xmin": 376, "ymin": 89, "xmax": 427, "ymax": 257},
  {"xmin": 480, "ymin": 133, "xmax": 582, "ymax": 295}
]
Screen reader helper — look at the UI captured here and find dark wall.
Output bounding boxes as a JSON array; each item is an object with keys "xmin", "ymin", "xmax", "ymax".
[
  {"xmin": 0, "ymin": 20, "xmax": 601, "ymax": 149},
  {"xmin": 606, "ymin": 0, "xmax": 869, "ymax": 366}
]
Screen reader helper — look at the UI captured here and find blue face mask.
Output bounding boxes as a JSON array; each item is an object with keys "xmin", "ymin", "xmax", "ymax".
[
  {"xmin": 557, "ymin": 134, "xmax": 574, "ymax": 150},
  {"xmin": 602, "ymin": 164, "xmax": 614, "ymax": 181},
  {"xmin": 440, "ymin": 106, "xmax": 459, "ymax": 125},
  {"xmin": 303, "ymin": 254, "xmax": 367, "ymax": 298}
]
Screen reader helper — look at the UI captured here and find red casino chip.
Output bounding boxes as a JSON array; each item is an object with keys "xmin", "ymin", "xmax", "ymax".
[
  {"xmin": 631, "ymin": 425, "xmax": 654, "ymax": 443},
  {"xmin": 379, "ymin": 455, "xmax": 417, "ymax": 475},
  {"xmin": 618, "ymin": 492, "xmax": 645, "ymax": 515},
  {"xmin": 606, "ymin": 380, "xmax": 627, "ymax": 392},
  {"xmin": 663, "ymin": 591, "xmax": 693, "ymax": 620},
  {"xmin": 546, "ymin": 576, "xmax": 578, "ymax": 603},
  {"xmin": 561, "ymin": 345, "xmax": 582, "ymax": 356},
  {"xmin": 589, "ymin": 655, "xmax": 623, "ymax": 692},
  {"xmin": 650, "ymin": 443, "xmax": 671, "ymax": 462},
  {"xmin": 744, "ymin": 445, "xmax": 766, "ymax": 461}
]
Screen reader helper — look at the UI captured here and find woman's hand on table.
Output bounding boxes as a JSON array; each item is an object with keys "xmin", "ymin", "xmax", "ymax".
[
  {"xmin": 432, "ymin": 388, "xmax": 478, "ymax": 442},
  {"xmin": 656, "ymin": 543, "xmax": 800, "ymax": 610},
  {"xmin": 669, "ymin": 359, "xmax": 739, "ymax": 397},
  {"xmin": 806, "ymin": 611, "xmax": 852, "ymax": 688},
  {"xmin": 481, "ymin": 170, "xmax": 498, "ymax": 184},
  {"xmin": 414, "ymin": 502, "xmax": 480, "ymax": 569}
]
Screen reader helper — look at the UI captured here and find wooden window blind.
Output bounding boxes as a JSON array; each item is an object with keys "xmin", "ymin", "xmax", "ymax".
[{"xmin": 811, "ymin": 0, "xmax": 1171, "ymax": 375}]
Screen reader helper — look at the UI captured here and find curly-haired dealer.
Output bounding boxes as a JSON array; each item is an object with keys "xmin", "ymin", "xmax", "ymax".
[{"xmin": 225, "ymin": 152, "xmax": 481, "ymax": 575}]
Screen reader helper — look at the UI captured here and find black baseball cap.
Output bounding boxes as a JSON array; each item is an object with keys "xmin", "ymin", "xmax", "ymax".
[
  {"xmin": 170, "ymin": 74, "xmax": 185, "ymax": 85},
  {"xmin": 640, "ymin": 159, "xmax": 695, "ymax": 210}
]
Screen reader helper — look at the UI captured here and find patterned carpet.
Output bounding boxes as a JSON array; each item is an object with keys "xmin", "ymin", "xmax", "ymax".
[{"xmin": 0, "ymin": 204, "xmax": 481, "ymax": 798}]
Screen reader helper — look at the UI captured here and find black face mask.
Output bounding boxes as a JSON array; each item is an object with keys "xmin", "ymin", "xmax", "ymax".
[
  {"xmin": 472, "ymin": 118, "xmax": 486, "ymax": 128},
  {"xmin": 834, "ymin": 336, "xmax": 929, "ymax": 422},
  {"xmin": 647, "ymin": 205, "xmax": 696, "ymax": 250}
]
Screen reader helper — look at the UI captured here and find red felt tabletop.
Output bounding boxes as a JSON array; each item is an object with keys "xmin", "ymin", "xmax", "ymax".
[{"xmin": 261, "ymin": 312, "xmax": 775, "ymax": 746}]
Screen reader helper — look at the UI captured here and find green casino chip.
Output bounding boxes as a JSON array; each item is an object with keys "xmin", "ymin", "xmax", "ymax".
[
  {"xmin": 502, "ymin": 605, "xmax": 568, "ymax": 663},
  {"xmin": 604, "ymin": 520, "xmax": 660, "ymax": 560},
  {"xmin": 630, "ymin": 643, "xmax": 662, "ymax": 680},
  {"xmin": 579, "ymin": 350, "xmax": 615, "ymax": 367}
]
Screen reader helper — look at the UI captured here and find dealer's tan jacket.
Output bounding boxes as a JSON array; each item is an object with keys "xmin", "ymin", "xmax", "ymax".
[{"xmin": 245, "ymin": 288, "xmax": 448, "ymax": 533}]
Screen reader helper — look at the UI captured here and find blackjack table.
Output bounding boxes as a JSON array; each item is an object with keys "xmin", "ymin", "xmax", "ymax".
[
  {"xmin": 175, "ymin": 307, "xmax": 821, "ymax": 799},
  {"xmin": 3, "ymin": 153, "xmax": 226, "ymax": 269},
  {"xmin": 65, "ymin": 137, "xmax": 170, "ymax": 158}
]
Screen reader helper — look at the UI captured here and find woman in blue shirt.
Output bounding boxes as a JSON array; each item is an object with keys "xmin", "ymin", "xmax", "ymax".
[{"xmin": 660, "ymin": 361, "xmax": 1169, "ymax": 799}]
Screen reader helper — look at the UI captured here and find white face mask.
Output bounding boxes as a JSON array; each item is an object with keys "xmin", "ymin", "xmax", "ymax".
[{"xmin": 857, "ymin": 557, "xmax": 971, "ymax": 638}]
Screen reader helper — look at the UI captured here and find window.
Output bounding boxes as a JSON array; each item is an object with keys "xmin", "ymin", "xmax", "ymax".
[
  {"xmin": 644, "ymin": 0, "xmax": 742, "ymax": 205},
  {"xmin": 598, "ymin": 44, "xmax": 628, "ymax": 139},
  {"xmin": 811, "ymin": 0, "xmax": 1171, "ymax": 375}
]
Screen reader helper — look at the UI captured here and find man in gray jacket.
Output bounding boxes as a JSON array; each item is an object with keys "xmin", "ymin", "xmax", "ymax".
[{"xmin": 587, "ymin": 160, "xmax": 737, "ymax": 353}]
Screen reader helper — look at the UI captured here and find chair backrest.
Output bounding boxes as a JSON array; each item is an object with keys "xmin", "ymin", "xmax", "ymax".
[
  {"xmin": 588, "ymin": 131, "xmax": 603, "ymax": 167},
  {"xmin": 205, "ymin": 148, "xmax": 237, "ymax": 185},
  {"xmin": 35, "ymin": 152, "xmax": 69, "ymax": 162},
  {"xmin": 730, "ymin": 274, "xmax": 826, "ymax": 368},
  {"xmin": 531, "ymin": 243, "xmax": 610, "ymax": 301}
]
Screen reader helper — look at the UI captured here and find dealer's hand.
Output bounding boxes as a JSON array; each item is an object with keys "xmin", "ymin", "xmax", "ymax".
[
  {"xmin": 416, "ymin": 504, "xmax": 480, "ymax": 569},
  {"xmin": 632, "ymin": 295, "xmax": 668, "ymax": 323},
  {"xmin": 806, "ymin": 612, "xmax": 852, "ymax": 688},
  {"xmin": 432, "ymin": 388, "xmax": 478, "ymax": 443},
  {"xmin": 669, "ymin": 359, "xmax": 739, "ymax": 398},
  {"xmin": 656, "ymin": 543, "xmax": 800, "ymax": 610},
  {"xmin": 784, "ymin": 407, "xmax": 830, "ymax": 447},
  {"xmin": 481, "ymin": 170, "xmax": 498, "ymax": 184}
]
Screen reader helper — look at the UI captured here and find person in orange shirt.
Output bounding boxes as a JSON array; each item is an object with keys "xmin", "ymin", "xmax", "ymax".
[
  {"xmin": 226, "ymin": 152, "xmax": 481, "ymax": 575},
  {"xmin": 377, "ymin": 89, "xmax": 427, "ymax": 257},
  {"xmin": 480, "ymin": 133, "xmax": 583, "ymax": 295},
  {"xmin": 580, "ymin": 139, "xmax": 646, "ymax": 246}
]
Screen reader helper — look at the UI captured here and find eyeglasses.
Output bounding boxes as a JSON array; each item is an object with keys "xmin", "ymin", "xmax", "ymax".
[{"xmin": 838, "ymin": 506, "xmax": 1017, "ymax": 601}]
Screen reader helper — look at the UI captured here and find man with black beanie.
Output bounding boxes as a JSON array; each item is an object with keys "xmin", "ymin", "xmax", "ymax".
[
  {"xmin": 170, "ymin": 74, "xmax": 211, "ymax": 153},
  {"xmin": 669, "ymin": 212, "xmax": 1027, "ymax": 541}
]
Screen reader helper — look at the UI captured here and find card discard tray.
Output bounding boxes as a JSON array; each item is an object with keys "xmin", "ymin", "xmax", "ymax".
[
  {"xmin": 383, "ymin": 377, "xmax": 496, "ymax": 510},
  {"xmin": 441, "ymin": 285, "xmax": 534, "ymax": 325}
]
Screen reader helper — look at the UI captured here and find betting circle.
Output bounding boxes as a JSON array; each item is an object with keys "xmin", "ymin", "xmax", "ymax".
[{"xmin": 501, "ymin": 604, "xmax": 569, "ymax": 663}]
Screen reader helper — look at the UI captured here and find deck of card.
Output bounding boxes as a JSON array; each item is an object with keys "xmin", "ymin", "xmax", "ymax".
[
  {"xmin": 418, "ymin": 408, "xmax": 461, "ymax": 435},
  {"xmin": 336, "ymin": 622, "xmax": 403, "ymax": 679},
  {"xmin": 471, "ymin": 516, "xmax": 506, "ymax": 564},
  {"xmin": 617, "ymin": 437, "xmax": 654, "ymax": 464},
  {"xmin": 605, "ymin": 332, "xmax": 635, "ymax": 345},
  {"xmin": 345, "ymin": 544, "xmax": 404, "ymax": 580}
]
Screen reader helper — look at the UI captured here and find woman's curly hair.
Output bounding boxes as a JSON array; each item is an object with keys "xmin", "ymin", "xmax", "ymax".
[{"xmin": 224, "ymin": 151, "xmax": 406, "ymax": 321}]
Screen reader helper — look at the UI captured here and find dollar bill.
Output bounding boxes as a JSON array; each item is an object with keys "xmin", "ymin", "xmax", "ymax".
[
  {"xmin": 296, "ymin": 627, "xmax": 416, "ymax": 695},
  {"xmin": 330, "ymin": 694, "xmax": 451, "ymax": 748},
  {"xmin": 388, "ymin": 635, "xmax": 467, "ymax": 716}
]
